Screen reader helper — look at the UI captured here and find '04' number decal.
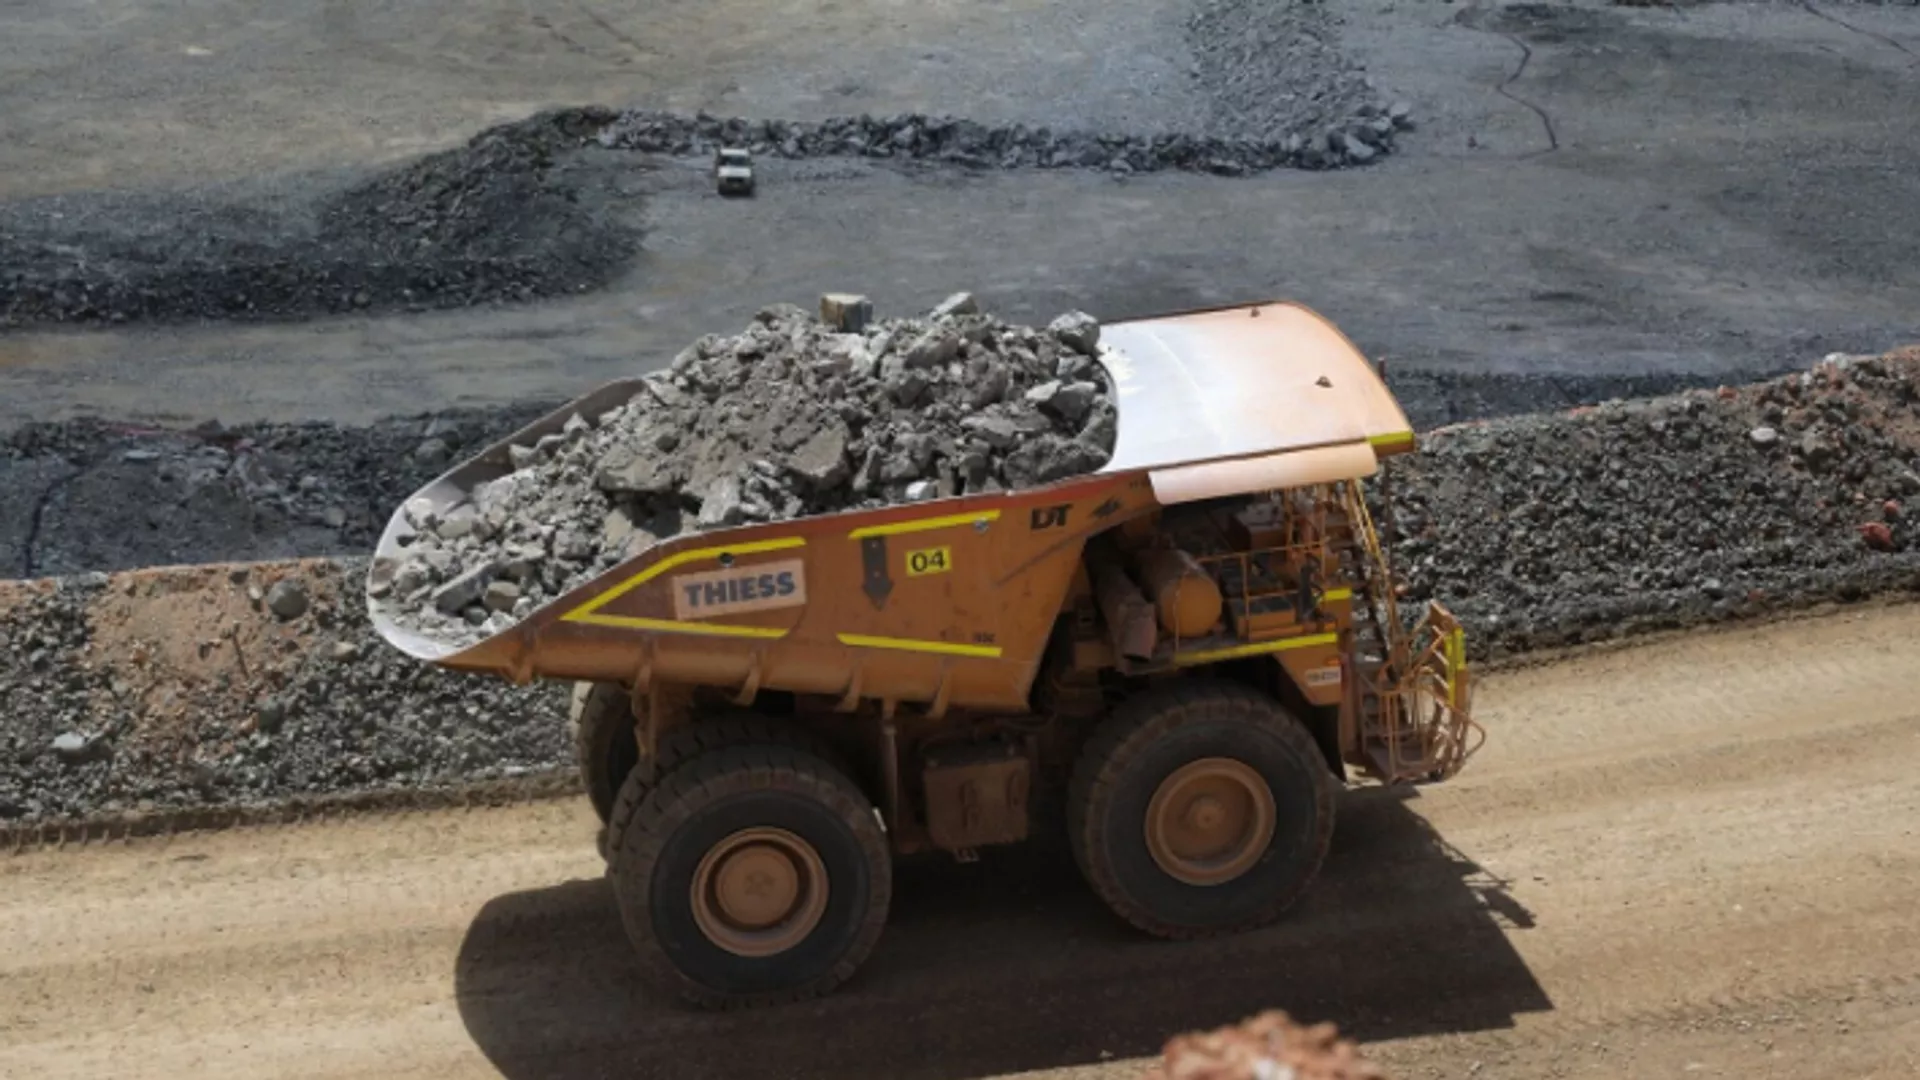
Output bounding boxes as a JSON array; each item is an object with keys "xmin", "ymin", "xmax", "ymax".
[{"xmin": 905, "ymin": 546, "xmax": 952, "ymax": 577}]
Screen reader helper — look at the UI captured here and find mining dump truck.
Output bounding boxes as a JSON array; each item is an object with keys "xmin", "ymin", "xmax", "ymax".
[{"xmin": 370, "ymin": 299, "xmax": 1482, "ymax": 1008}]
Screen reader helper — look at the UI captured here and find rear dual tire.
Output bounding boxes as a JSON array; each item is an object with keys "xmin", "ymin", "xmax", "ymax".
[
  {"xmin": 570, "ymin": 680, "xmax": 848, "ymax": 860},
  {"xmin": 1068, "ymin": 679, "xmax": 1335, "ymax": 939},
  {"xmin": 605, "ymin": 744, "xmax": 891, "ymax": 1009}
]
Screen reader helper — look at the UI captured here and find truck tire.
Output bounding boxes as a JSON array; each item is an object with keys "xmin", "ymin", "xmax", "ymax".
[
  {"xmin": 570, "ymin": 681, "xmax": 638, "ymax": 826},
  {"xmin": 1067, "ymin": 678, "xmax": 1335, "ymax": 940},
  {"xmin": 606, "ymin": 743, "xmax": 891, "ymax": 1009},
  {"xmin": 598, "ymin": 712, "xmax": 852, "ymax": 861}
]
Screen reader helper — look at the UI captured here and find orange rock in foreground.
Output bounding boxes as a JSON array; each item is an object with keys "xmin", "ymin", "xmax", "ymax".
[{"xmin": 1143, "ymin": 1010, "xmax": 1389, "ymax": 1080}]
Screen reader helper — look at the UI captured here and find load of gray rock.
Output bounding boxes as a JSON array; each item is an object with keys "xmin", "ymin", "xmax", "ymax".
[
  {"xmin": 597, "ymin": 106, "xmax": 1411, "ymax": 175},
  {"xmin": 370, "ymin": 297, "xmax": 1119, "ymax": 646}
]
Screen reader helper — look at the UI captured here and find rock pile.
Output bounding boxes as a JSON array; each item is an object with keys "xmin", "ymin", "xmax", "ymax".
[
  {"xmin": 370, "ymin": 299, "xmax": 1119, "ymax": 645},
  {"xmin": 1144, "ymin": 1010, "xmax": 1388, "ymax": 1080},
  {"xmin": 1188, "ymin": 0, "xmax": 1389, "ymax": 149},
  {"xmin": 0, "ymin": 560, "xmax": 566, "ymax": 826},
  {"xmin": 1387, "ymin": 349, "xmax": 1920, "ymax": 657},
  {"xmin": 599, "ymin": 106, "xmax": 1410, "ymax": 175},
  {"xmin": 0, "ymin": 108, "xmax": 634, "ymax": 330}
]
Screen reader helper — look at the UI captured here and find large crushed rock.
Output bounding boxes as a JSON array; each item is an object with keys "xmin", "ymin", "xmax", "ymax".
[
  {"xmin": 0, "ymin": 560, "xmax": 566, "ymax": 825},
  {"xmin": 1387, "ymin": 349, "xmax": 1920, "ymax": 658},
  {"xmin": 372, "ymin": 301, "xmax": 1119, "ymax": 647},
  {"xmin": 1144, "ymin": 1010, "xmax": 1388, "ymax": 1080},
  {"xmin": 0, "ymin": 108, "xmax": 635, "ymax": 330},
  {"xmin": 598, "ymin": 106, "xmax": 1407, "ymax": 176}
]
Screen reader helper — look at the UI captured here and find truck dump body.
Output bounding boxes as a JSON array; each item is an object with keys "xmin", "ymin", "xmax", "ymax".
[{"xmin": 370, "ymin": 299, "xmax": 1417, "ymax": 713}]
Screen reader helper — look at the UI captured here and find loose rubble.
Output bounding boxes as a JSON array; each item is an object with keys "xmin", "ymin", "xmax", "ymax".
[
  {"xmin": 0, "ymin": 560, "xmax": 565, "ymax": 827},
  {"xmin": 1385, "ymin": 349, "xmax": 1920, "ymax": 658},
  {"xmin": 1188, "ymin": 0, "xmax": 1395, "ymax": 147},
  {"xmin": 370, "ymin": 300, "xmax": 1120, "ymax": 647}
]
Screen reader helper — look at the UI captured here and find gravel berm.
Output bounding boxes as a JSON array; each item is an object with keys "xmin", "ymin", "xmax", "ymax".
[
  {"xmin": 595, "ymin": 103, "xmax": 1409, "ymax": 175},
  {"xmin": 6, "ymin": 348, "xmax": 1920, "ymax": 829},
  {"xmin": 371, "ymin": 299, "xmax": 1119, "ymax": 649},
  {"xmin": 1383, "ymin": 348, "xmax": 1920, "ymax": 657}
]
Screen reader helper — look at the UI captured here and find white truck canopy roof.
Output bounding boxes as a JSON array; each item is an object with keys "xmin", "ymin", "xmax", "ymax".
[{"xmin": 1093, "ymin": 300, "xmax": 1415, "ymax": 505}]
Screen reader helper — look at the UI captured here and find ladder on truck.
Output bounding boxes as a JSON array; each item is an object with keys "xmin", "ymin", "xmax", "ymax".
[{"xmin": 1337, "ymin": 480, "xmax": 1483, "ymax": 784}]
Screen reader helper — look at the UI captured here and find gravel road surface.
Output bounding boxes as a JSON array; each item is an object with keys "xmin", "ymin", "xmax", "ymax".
[{"xmin": 3, "ymin": 606, "xmax": 1916, "ymax": 1079}]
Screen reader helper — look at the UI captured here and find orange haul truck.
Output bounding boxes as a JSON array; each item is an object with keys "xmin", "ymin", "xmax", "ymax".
[{"xmin": 370, "ymin": 299, "xmax": 1482, "ymax": 1008}]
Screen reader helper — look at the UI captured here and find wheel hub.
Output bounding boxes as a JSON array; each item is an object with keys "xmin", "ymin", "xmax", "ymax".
[
  {"xmin": 1145, "ymin": 757, "xmax": 1276, "ymax": 886},
  {"xmin": 691, "ymin": 827, "xmax": 829, "ymax": 957}
]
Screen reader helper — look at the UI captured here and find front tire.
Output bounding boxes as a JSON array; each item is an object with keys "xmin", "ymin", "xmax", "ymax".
[
  {"xmin": 1067, "ymin": 678, "xmax": 1335, "ymax": 939},
  {"xmin": 606, "ymin": 743, "xmax": 891, "ymax": 1009}
]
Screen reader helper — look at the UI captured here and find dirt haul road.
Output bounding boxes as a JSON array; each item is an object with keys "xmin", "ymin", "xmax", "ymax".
[{"xmin": 4, "ymin": 606, "xmax": 1918, "ymax": 1080}]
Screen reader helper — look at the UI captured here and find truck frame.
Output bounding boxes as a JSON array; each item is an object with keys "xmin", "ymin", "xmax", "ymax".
[{"xmin": 371, "ymin": 299, "xmax": 1483, "ymax": 1008}]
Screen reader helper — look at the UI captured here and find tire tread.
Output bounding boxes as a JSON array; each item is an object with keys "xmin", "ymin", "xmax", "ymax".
[
  {"xmin": 1066, "ymin": 678, "xmax": 1336, "ymax": 939},
  {"xmin": 599, "ymin": 712, "xmax": 846, "ymax": 859},
  {"xmin": 607, "ymin": 742, "xmax": 890, "ymax": 1009}
]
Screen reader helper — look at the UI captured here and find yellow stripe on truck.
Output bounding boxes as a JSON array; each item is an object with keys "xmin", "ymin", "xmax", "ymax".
[
  {"xmin": 848, "ymin": 510, "xmax": 1001, "ymax": 539},
  {"xmin": 1369, "ymin": 431, "xmax": 1416, "ymax": 451},
  {"xmin": 1173, "ymin": 632, "xmax": 1339, "ymax": 666},
  {"xmin": 837, "ymin": 633, "xmax": 1004, "ymax": 658},
  {"xmin": 563, "ymin": 615, "xmax": 790, "ymax": 638},
  {"xmin": 560, "ymin": 537, "xmax": 807, "ymax": 633}
]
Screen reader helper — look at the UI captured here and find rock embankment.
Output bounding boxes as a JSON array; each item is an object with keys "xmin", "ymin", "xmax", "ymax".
[{"xmin": 1386, "ymin": 349, "xmax": 1920, "ymax": 655}]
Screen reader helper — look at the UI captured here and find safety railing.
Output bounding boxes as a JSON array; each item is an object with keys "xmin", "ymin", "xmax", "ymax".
[{"xmin": 1363, "ymin": 599, "xmax": 1485, "ymax": 783}]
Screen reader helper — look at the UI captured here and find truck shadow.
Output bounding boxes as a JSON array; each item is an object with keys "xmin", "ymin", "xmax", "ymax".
[{"xmin": 453, "ymin": 785, "xmax": 1550, "ymax": 1079}]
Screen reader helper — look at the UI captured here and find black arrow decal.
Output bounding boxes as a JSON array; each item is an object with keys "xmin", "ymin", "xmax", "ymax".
[
  {"xmin": 1093, "ymin": 496, "xmax": 1123, "ymax": 520},
  {"xmin": 861, "ymin": 536, "xmax": 893, "ymax": 609}
]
